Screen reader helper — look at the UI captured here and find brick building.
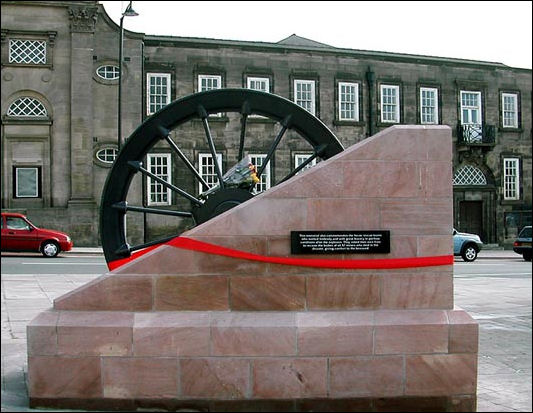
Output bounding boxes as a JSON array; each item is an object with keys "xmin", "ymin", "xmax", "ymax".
[{"xmin": 1, "ymin": 1, "xmax": 531, "ymax": 248}]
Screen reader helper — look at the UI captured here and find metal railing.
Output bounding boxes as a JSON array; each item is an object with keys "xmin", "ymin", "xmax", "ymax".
[{"xmin": 457, "ymin": 124, "xmax": 496, "ymax": 145}]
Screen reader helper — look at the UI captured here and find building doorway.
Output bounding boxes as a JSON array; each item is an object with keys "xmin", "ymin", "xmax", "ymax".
[{"xmin": 459, "ymin": 201, "xmax": 483, "ymax": 240}]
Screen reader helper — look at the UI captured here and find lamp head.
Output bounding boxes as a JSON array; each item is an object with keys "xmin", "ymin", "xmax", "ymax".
[{"xmin": 122, "ymin": 1, "xmax": 139, "ymax": 17}]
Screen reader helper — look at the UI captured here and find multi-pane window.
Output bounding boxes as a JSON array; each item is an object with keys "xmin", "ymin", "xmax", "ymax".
[
  {"xmin": 502, "ymin": 93, "xmax": 518, "ymax": 128},
  {"xmin": 294, "ymin": 80, "xmax": 316, "ymax": 115},
  {"xmin": 147, "ymin": 73, "xmax": 171, "ymax": 116},
  {"xmin": 503, "ymin": 158, "xmax": 520, "ymax": 200},
  {"xmin": 198, "ymin": 153, "xmax": 223, "ymax": 194},
  {"xmin": 7, "ymin": 97, "xmax": 47, "ymax": 117},
  {"xmin": 249, "ymin": 154, "xmax": 271, "ymax": 194},
  {"xmin": 247, "ymin": 77, "xmax": 270, "ymax": 92},
  {"xmin": 420, "ymin": 87, "xmax": 439, "ymax": 124},
  {"xmin": 338, "ymin": 82, "xmax": 359, "ymax": 121},
  {"xmin": 147, "ymin": 154, "xmax": 171, "ymax": 205},
  {"xmin": 96, "ymin": 148, "xmax": 118, "ymax": 164},
  {"xmin": 97, "ymin": 65, "xmax": 120, "ymax": 80},
  {"xmin": 14, "ymin": 167, "xmax": 40, "ymax": 198},
  {"xmin": 9, "ymin": 39, "xmax": 46, "ymax": 65},
  {"xmin": 295, "ymin": 154, "xmax": 317, "ymax": 174},
  {"xmin": 380, "ymin": 85, "xmax": 400, "ymax": 123},
  {"xmin": 460, "ymin": 91, "xmax": 482, "ymax": 125},
  {"xmin": 198, "ymin": 75, "xmax": 222, "ymax": 92}
]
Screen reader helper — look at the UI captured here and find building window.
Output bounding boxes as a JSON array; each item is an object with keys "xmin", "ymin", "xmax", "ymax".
[
  {"xmin": 147, "ymin": 73, "xmax": 171, "ymax": 116},
  {"xmin": 420, "ymin": 87, "xmax": 439, "ymax": 124},
  {"xmin": 460, "ymin": 91, "xmax": 482, "ymax": 126},
  {"xmin": 295, "ymin": 153, "xmax": 317, "ymax": 174},
  {"xmin": 198, "ymin": 75, "xmax": 222, "ymax": 92},
  {"xmin": 96, "ymin": 65, "xmax": 119, "ymax": 80},
  {"xmin": 7, "ymin": 97, "xmax": 47, "ymax": 117},
  {"xmin": 338, "ymin": 82, "xmax": 359, "ymax": 121},
  {"xmin": 198, "ymin": 153, "xmax": 223, "ymax": 194},
  {"xmin": 503, "ymin": 158, "xmax": 520, "ymax": 200},
  {"xmin": 247, "ymin": 77, "xmax": 270, "ymax": 92},
  {"xmin": 380, "ymin": 85, "xmax": 400, "ymax": 123},
  {"xmin": 294, "ymin": 80, "xmax": 316, "ymax": 115},
  {"xmin": 9, "ymin": 39, "xmax": 46, "ymax": 65},
  {"xmin": 249, "ymin": 154, "xmax": 271, "ymax": 194},
  {"xmin": 147, "ymin": 153, "xmax": 171, "ymax": 206},
  {"xmin": 502, "ymin": 93, "xmax": 518, "ymax": 128},
  {"xmin": 14, "ymin": 167, "xmax": 41, "ymax": 198},
  {"xmin": 96, "ymin": 148, "xmax": 118, "ymax": 164},
  {"xmin": 453, "ymin": 165, "xmax": 487, "ymax": 186}
]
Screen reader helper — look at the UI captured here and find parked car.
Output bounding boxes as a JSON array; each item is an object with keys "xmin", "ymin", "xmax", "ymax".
[
  {"xmin": 1, "ymin": 212, "xmax": 73, "ymax": 257},
  {"xmin": 513, "ymin": 225, "xmax": 532, "ymax": 262},
  {"xmin": 453, "ymin": 228, "xmax": 483, "ymax": 262}
]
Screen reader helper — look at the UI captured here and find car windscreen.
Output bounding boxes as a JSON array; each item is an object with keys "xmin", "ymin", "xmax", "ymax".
[{"xmin": 518, "ymin": 227, "xmax": 532, "ymax": 238}]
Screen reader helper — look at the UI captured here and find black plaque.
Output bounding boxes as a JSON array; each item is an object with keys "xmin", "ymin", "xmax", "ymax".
[{"xmin": 291, "ymin": 231, "xmax": 390, "ymax": 254}]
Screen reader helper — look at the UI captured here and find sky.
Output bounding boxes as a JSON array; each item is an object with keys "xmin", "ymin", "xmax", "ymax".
[{"xmin": 100, "ymin": 1, "xmax": 532, "ymax": 69}]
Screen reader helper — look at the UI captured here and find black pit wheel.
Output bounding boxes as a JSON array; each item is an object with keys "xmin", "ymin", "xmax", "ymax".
[{"xmin": 100, "ymin": 89, "xmax": 344, "ymax": 267}]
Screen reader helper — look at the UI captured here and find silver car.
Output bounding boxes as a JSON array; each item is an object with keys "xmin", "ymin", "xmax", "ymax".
[{"xmin": 453, "ymin": 228, "xmax": 483, "ymax": 262}]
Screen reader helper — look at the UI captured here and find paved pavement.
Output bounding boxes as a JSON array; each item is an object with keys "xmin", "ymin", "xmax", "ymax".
[{"xmin": 1, "ymin": 250, "xmax": 531, "ymax": 412}]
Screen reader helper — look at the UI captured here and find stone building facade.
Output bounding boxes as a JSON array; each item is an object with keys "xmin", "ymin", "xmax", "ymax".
[{"xmin": 1, "ymin": 0, "xmax": 531, "ymax": 247}]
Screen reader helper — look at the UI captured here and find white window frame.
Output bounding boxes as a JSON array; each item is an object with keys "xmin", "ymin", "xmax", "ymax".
[
  {"xmin": 249, "ymin": 154, "xmax": 271, "ymax": 194},
  {"xmin": 96, "ymin": 65, "xmax": 120, "ymax": 80},
  {"xmin": 198, "ymin": 153, "xmax": 223, "ymax": 194},
  {"xmin": 198, "ymin": 74, "xmax": 222, "ymax": 92},
  {"xmin": 338, "ymin": 82, "xmax": 359, "ymax": 121},
  {"xmin": 294, "ymin": 79, "xmax": 316, "ymax": 115},
  {"xmin": 9, "ymin": 39, "xmax": 46, "ymax": 65},
  {"xmin": 15, "ymin": 167, "xmax": 39, "ymax": 198},
  {"xmin": 502, "ymin": 93, "xmax": 518, "ymax": 128},
  {"xmin": 96, "ymin": 148, "xmax": 118, "ymax": 164},
  {"xmin": 7, "ymin": 97, "xmax": 47, "ymax": 117},
  {"xmin": 420, "ymin": 87, "xmax": 439, "ymax": 124},
  {"xmin": 146, "ymin": 153, "xmax": 172, "ymax": 206},
  {"xmin": 380, "ymin": 84, "xmax": 400, "ymax": 123},
  {"xmin": 460, "ymin": 91, "xmax": 482, "ymax": 126},
  {"xmin": 146, "ymin": 73, "xmax": 171, "ymax": 116},
  {"xmin": 247, "ymin": 76, "xmax": 270, "ymax": 92},
  {"xmin": 503, "ymin": 158, "xmax": 520, "ymax": 200},
  {"xmin": 295, "ymin": 153, "xmax": 317, "ymax": 175}
]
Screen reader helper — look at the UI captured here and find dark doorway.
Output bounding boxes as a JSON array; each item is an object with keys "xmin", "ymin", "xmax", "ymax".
[{"xmin": 459, "ymin": 201, "xmax": 484, "ymax": 241}]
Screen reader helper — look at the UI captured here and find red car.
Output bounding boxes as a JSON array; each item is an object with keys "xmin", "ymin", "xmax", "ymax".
[{"xmin": 1, "ymin": 212, "xmax": 73, "ymax": 257}]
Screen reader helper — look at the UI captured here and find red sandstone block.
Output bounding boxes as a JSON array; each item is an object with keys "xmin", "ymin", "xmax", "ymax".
[
  {"xmin": 418, "ymin": 236, "xmax": 453, "ymax": 256},
  {"xmin": 28, "ymin": 356, "xmax": 102, "ymax": 398},
  {"xmin": 343, "ymin": 161, "xmax": 420, "ymax": 198},
  {"xmin": 306, "ymin": 275, "xmax": 380, "ymax": 310},
  {"xmin": 375, "ymin": 309, "xmax": 448, "ymax": 326},
  {"xmin": 306, "ymin": 199, "xmax": 380, "ymax": 230},
  {"xmin": 180, "ymin": 358, "xmax": 249, "ymax": 399},
  {"xmin": 421, "ymin": 162, "xmax": 453, "ymax": 199},
  {"xmin": 380, "ymin": 273, "xmax": 453, "ymax": 309},
  {"xmin": 102, "ymin": 357, "xmax": 178, "ymax": 399},
  {"xmin": 374, "ymin": 324, "xmax": 448, "ymax": 354},
  {"xmin": 230, "ymin": 276, "xmax": 305, "ymax": 310},
  {"xmin": 405, "ymin": 354, "xmax": 477, "ymax": 396},
  {"xmin": 133, "ymin": 312, "xmax": 210, "ymax": 356},
  {"xmin": 298, "ymin": 325, "xmax": 373, "ymax": 356},
  {"xmin": 154, "ymin": 275, "xmax": 229, "ymax": 311},
  {"xmin": 380, "ymin": 201, "xmax": 452, "ymax": 235},
  {"xmin": 27, "ymin": 310, "xmax": 59, "ymax": 356},
  {"xmin": 252, "ymin": 358, "xmax": 327, "ymax": 399},
  {"xmin": 426, "ymin": 128, "xmax": 453, "ymax": 162},
  {"xmin": 329, "ymin": 356, "xmax": 403, "ymax": 397},
  {"xmin": 54, "ymin": 275, "xmax": 152, "ymax": 311},
  {"xmin": 447, "ymin": 309, "xmax": 479, "ymax": 354}
]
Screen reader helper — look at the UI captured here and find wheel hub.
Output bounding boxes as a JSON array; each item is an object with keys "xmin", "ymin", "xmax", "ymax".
[{"xmin": 191, "ymin": 187, "xmax": 254, "ymax": 224}]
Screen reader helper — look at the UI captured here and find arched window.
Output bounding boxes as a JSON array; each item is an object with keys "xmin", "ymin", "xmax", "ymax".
[
  {"xmin": 96, "ymin": 65, "xmax": 120, "ymax": 80},
  {"xmin": 453, "ymin": 165, "xmax": 487, "ymax": 186},
  {"xmin": 7, "ymin": 97, "xmax": 47, "ymax": 117}
]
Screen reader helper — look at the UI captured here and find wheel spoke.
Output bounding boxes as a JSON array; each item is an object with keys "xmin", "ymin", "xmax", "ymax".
[
  {"xmin": 255, "ymin": 114, "xmax": 292, "ymax": 179},
  {"xmin": 112, "ymin": 201, "xmax": 193, "ymax": 218},
  {"xmin": 164, "ymin": 134, "xmax": 210, "ymax": 191},
  {"xmin": 278, "ymin": 144, "xmax": 326, "ymax": 184},
  {"xmin": 114, "ymin": 235, "xmax": 177, "ymax": 257},
  {"xmin": 128, "ymin": 161, "xmax": 202, "ymax": 206},
  {"xmin": 238, "ymin": 101, "xmax": 251, "ymax": 160},
  {"xmin": 197, "ymin": 105, "xmax": 225, "ymax": 188}
]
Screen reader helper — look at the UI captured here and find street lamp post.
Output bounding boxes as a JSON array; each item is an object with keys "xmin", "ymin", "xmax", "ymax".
[{"xmin": 118, "ymin": 1, "xmax": 139, "ymax": 151}]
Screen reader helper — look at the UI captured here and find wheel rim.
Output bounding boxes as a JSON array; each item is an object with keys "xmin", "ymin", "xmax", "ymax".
[
  {"xmin": 100, "ymin": 89, "xmax": 344, "ymax": 267},
  {"xmin": 465, "ymin": 247, "xmax": 476, "ymax": 260},
  {"xmin": 43, "ymin": 243, "xmax": 58, "ymax": 257}
]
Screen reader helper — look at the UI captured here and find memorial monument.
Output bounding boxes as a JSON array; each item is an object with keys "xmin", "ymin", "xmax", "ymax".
[{"xmin": 27, "ymin": 90, "xmax": 478, "ymax": 411}]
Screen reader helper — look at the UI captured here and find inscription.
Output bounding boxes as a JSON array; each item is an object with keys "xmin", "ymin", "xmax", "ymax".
[{"xmin": 291, "ymin": 231, "xmax": 390, "ymax": 254}]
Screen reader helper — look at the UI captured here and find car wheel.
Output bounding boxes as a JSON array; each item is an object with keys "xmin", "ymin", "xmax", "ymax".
[
  {"xmin": 524, "ymin": 253, "xmax": 532, "ymax": 262},
  {"xmin": 41, "ymin": 241, "xmax": 60, "ymax": 258},
  {"xmin": 461, "ymin": 244, "xmax": 478, "ymax": 262}
]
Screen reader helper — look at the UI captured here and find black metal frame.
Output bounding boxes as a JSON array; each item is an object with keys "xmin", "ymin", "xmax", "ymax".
[{"xmin": 100, "ymin": 89, "xmax": 344, "ymax": 265}]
